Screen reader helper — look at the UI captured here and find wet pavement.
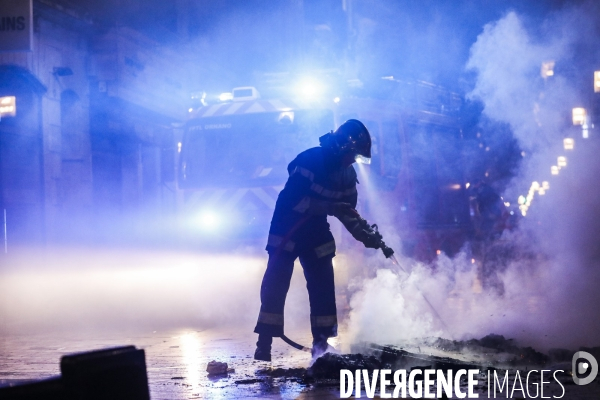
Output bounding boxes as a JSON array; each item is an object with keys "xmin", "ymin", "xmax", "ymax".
[
  {"xmin": 1, "ymin": 248, "xmax": 599, "ymax": 398},
  {"xmin": 0, "ymin": 328, "xmax": 343, "ymax": 399},
  {"xmin": 1, "ymin": 327, "xmax": 599, "ymax": 399}
]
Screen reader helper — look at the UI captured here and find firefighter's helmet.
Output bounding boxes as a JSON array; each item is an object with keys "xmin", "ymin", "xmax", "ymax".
[{"xmin": 319, "ymin": 119, "xmax": 372, "ymax": 164}]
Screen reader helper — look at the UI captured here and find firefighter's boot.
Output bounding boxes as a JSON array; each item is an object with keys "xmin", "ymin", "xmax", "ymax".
[
  {"xmin": 311, "ymin": 335, "xmax": 329, "ymax": 359},
  {"xmin": 254, "ymin": 334, "xmax": 272, "ymax": 362}
]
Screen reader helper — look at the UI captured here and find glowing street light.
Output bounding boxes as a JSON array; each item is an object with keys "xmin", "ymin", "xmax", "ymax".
[
  {"xmin": 595, "ymin": 71, "xmax": 600, "ymax": 93},
  {"xmin": 563, "ymin": 138, "xmax": 574, "ymax": 150},
  {"xmin": 0, "ymin": 96, "xmax": 16, "ymax": 117},
  {"xmin": 551, "ymin": 166, "xmax": 559, "ymax": 175},
  {"xmin": 541, "ymin": 61, "xmax": 555, "ymax": 78},
  {"xmin": 572, "ymin": 108, "xmax": 586, "ymax": 125},
  {"xmin": 557, "ymin": 156, "xmax": 567, "ymax": 167}
]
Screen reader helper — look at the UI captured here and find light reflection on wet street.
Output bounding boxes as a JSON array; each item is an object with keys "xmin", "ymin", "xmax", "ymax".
[
  {"xmin": 2, "ymin": 327, "xmax": 600, "ymax": 399},
  {"xmin": 0, "ymin": 327, "xmax": 343, "ymax": 399},
  {"xmin": 0, "ymin": 248, "xmax": 345, "ymax": 398}
]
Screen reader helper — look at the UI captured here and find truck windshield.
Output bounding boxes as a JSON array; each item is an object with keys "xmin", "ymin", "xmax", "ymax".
[{"xmin": 180, "ymin": 109, "xmax": 333, "ymax": 188}]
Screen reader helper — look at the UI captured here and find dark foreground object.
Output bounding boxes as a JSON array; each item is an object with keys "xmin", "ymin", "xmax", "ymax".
[
  {"xmin": 206, "ymin": 360, "xmax": 229, "ymax": 375},
  {"xmin": 0, "ymin": 346, "xmax": 150, "ymax": 400}
]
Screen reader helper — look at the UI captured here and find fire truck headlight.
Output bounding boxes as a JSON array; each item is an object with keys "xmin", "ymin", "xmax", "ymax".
[
  {"xmin": 355, "ymin": 154, "xmax": 371, "ymax": 165},
  {"xmin": 296, "ymin": 78, "xmax": 323, "ymax": 99},
  {"xmin": 198, "ymin": 210, "xmax": 221, "ymax": 230},
  {"xmin": 219, "ymin": 92, "xmax": 233, "ymax": 102}
]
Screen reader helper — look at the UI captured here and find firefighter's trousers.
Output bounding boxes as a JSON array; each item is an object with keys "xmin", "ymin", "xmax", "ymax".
[{"xmin": 254, "ymin": 249, "xmax": 337, "ymax": 340}]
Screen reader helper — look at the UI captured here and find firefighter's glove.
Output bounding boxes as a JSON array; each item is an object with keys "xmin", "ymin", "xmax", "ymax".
[
  {"xmin": 358, "ymin": 230, "xmax": 382, "ymax": 249},
  {"xmin": 327, "ymin": 202, "xmax": 359, "ymax": 218}
]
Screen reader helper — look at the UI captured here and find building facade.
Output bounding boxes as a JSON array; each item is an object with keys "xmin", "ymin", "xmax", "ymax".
[{"xmin": 0, "ymin": 1, "xmax": 189, "ymax": 247}]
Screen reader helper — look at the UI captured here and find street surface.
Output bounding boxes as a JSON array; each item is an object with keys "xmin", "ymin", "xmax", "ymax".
[
  {"xmin": 0, "ymin": 327, "xmax": 341, "ymax": 399},
  {"xmin": 1, "ymin": 327, "xmax": 599, "ymax": 399},
  {"xmin": 1, "ymin": 247, "xmax": 599, "ymax": 399}
]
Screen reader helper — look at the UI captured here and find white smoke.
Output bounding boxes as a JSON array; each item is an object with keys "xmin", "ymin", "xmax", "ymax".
[{"xmin": 346, "ymin": 3, "xmax": 600, "ymax": 351}]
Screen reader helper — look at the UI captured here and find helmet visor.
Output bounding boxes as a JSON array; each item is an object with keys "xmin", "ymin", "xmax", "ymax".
[{"xmin": 355, "ymin": 154, "xmax": 371, "ymax": 165}]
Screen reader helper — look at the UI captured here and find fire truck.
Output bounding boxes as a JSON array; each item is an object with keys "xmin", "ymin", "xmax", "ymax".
[{"xmin": 177, "ymin": 75, "xmax": 471, "ymax": 261}]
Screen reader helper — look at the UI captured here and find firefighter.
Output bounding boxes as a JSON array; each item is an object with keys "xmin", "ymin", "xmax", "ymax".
[{"xmin": 254, "ymin": 119, "xmax": 381, "ymax": 361}]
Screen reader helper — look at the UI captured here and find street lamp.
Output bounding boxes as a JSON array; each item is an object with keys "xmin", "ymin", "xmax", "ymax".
[
  {"xmin": 557, "ymin": 156, "xmax": 567, "ymax": 168},
  {"xmin": 563, "ymin": 138, "xmax": 574, "ymax": 150},
  {"xmin": 572, "ymin": 108, "xmax": 586, "ymax": 125}
]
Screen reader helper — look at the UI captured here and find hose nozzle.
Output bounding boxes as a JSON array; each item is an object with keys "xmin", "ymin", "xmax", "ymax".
[
  {"xmin": 381, "ymin": 243, "xmax": 395, "ymax": 259},
  {"xmin": 358, "ymin": 218, "xmax": 395, "ymax": 259}
]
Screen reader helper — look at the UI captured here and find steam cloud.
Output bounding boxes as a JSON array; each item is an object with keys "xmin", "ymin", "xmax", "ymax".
[{"xmin": 347, "ymin": 3, "xmax": 600, "ymax": 351}]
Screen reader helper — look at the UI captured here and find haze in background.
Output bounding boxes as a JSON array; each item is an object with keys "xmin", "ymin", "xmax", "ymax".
[
  {"xmin": 2, "ymin": 0, "xmax": 599, "ymax": 353},
  {"xmin": 0, "ymin": 248, "xmax": 315, "ymax": 336},
  {"xmin": 347, "ymin": 1, "xmax": 600, "ymax": 351}
]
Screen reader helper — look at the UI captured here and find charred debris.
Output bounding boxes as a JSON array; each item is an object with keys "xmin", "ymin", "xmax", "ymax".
[{"xmin": 249, "ymin": 334, "xmax": 598, "ymax": 384}]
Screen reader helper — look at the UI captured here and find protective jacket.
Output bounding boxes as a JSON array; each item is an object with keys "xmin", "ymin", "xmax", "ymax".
[
  {"xmin": 266, "ymin": 146, "xmax": 358, "ymax": 258},
  {"xmin": 255, "ymin": 146, "xmax": 358, "ymax": 339}
]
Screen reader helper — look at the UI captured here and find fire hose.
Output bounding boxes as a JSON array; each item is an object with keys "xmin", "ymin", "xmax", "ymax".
[
  {"xmin": 281, "ymin": 217, "xmax": 449, "ymax": 352},
  {"xmin": 356, "ymin": 217, "xmax": 451, "ymax": 334}
]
